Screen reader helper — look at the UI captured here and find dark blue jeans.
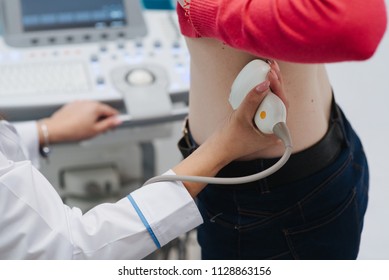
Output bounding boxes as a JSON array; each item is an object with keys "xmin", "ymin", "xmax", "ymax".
[{"xmin": 195, "ymin": 104, "xmax": 369, "ymax": 259}]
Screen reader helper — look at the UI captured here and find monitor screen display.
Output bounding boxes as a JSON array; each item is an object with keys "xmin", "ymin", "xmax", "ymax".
[{"xmin": 21, "ymin": 0, "xmax": 127, "ymax": 32}]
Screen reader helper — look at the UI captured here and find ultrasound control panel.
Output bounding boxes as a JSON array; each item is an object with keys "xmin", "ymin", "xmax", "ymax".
[{"xmin": 0, "ymin": 0, "xmax": 190, "ymax": 122}]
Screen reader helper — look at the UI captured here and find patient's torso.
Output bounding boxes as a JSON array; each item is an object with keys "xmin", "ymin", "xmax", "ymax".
[{"xmin": 186, "ymin": 37, "xmax": 333, "ymax": 158}]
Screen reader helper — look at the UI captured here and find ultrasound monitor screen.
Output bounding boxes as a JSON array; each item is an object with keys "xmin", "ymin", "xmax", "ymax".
[{"xmin": 21, "ymin": 0, "xmax": 127, "ymax": 32}]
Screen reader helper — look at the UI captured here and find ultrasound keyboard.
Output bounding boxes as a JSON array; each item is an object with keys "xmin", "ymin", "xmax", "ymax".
[{"xmin": 0, "ymin": 62, "xmax": 91, "ymax": 96}]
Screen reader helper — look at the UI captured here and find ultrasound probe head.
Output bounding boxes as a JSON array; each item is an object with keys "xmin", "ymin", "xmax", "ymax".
[{"xmin": 229, "ymin": 60, "xmax": 287, "ymax": 134}]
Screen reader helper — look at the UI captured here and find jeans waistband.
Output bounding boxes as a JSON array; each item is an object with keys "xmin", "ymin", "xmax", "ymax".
[{"xmin": 177, "ymin": 98, "xmax": 345, "ymax": 187}]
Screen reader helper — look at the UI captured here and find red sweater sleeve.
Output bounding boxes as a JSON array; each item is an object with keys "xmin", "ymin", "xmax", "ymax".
[{"xmin": 177, "ymin": 0, "xmax": 387, "ymax": 63}]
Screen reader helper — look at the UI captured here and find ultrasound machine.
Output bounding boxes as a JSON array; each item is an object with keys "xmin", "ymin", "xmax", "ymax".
[
  {"xmin": 0, "ymin": 2, "xmax": 192, "ymax": 256},
  {"xmin": 0, "ymin": 0, "xmax": 190, "ymax": 122}
]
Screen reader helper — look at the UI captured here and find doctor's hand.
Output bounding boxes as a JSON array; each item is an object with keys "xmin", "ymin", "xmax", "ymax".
[
  {"xmin": 224, "ymin": 60, "xmax": 287, "ymax": 161},
  {"xmin": 173, "ymin": 78, "xmax": 283, "ymax": 197},
  {"xmin": 208, "ymin": 80, "xmax": 282, "ymax": 164},
  {"xmin": 211, "ymin": 62, "xmax": 286, "ymax": 162},
  {"xmin": 37, "ymin": 100, "xmax": 122, "ymax": 145}
]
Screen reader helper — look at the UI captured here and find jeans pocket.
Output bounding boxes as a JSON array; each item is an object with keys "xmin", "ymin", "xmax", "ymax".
[{"xmin": 283, "ymin": 187, "xmax": 360, "ymax": 259}]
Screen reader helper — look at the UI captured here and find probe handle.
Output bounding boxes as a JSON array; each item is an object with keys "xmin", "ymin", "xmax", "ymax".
[{"xmin": 229, "ymin": 60, "xmax": 286, "ymax": 134}]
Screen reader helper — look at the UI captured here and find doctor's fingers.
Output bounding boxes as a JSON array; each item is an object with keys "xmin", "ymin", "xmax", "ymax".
[
  {"xmin": 268, "ymin": 62, "xmax": 288, "ymax": 108},
  {"xmin": 235, "ymin": 80, "xmax": 270, "ymax": 124},
  {"xmin": 93, "ymin": 102, "xmax": 120, "ymax": 117},
  {"xmin": 93, "ymin": 115, "xmax": 123, "ymax": 133}
]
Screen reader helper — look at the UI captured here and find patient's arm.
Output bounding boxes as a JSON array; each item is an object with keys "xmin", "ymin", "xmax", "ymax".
[{"xmin": 177, "ymin": 0, "xmax": 387, "ymax": 63}]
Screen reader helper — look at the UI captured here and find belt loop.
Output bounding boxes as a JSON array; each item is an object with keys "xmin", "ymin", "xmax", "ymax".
[
  {"xmin": 331, "ymin": 92, "xmax": 350, "ymax": 148},
  {"xmin": 258, "ymin": 159, "xmax": 271, "ymax": 193},
  {"xmin": 260, "ymin": 180, "xmax": 271, "ymax": 194},
  {"xmin": 330, "ymin": 91, "xmax": 340, "ymax": 123}
]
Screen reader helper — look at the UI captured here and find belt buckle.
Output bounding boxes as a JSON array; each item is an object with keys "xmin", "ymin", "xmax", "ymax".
[{"xmin": 181, "ymin": 116, "xmax": 192, "ymax": 148}]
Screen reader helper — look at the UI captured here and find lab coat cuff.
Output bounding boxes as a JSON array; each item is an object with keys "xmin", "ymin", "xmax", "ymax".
[{"xmin": 129, "ymin": 170, "xmax": 203, "ymax": 247}]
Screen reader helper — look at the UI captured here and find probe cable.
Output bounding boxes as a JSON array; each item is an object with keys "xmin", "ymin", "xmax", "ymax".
[{"xmin": 143, "ymin": 122, "xmax": 292, "ymax": 186}]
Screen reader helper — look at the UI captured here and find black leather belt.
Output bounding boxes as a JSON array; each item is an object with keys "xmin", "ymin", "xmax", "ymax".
[{"xmin": 178, "ymin": 99, "xmax": 345, "ymax": 187}]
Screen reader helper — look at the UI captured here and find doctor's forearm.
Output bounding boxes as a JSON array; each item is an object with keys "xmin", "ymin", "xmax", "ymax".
[{"xmin": 172, "ymin": 133, "xmax": 228, "ymax": 197}]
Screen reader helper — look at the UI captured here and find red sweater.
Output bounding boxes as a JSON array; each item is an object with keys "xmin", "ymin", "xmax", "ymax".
[{"xmin": 177, "ymin": 0, "xmax": 387, "ymax": 63}]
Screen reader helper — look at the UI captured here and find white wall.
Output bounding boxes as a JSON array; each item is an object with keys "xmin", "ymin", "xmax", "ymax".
[{"xmin": 326, "ymin": 5, "xmax": 389, "ymax": 259}]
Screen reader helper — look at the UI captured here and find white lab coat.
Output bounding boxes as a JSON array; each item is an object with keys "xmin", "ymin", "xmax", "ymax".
[{"xmin": 0, "ymin": 120, "xmax": 202, "ymax": 259}]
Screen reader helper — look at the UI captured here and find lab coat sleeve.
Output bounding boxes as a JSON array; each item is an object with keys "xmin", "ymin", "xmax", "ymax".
[
  {"xmin": 71, "ymin": 170, "xmax": 203, "ymax": 259},
  {"xmin": 0, "ymin": 155, "xmax": 202, "ymax": 259},
  {"xmin": 12, "ymin": 121, "xmax": 40, "ymax": 168}
]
